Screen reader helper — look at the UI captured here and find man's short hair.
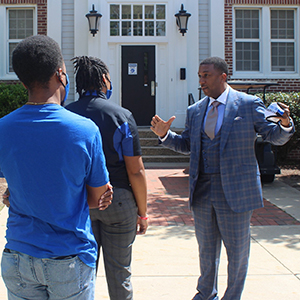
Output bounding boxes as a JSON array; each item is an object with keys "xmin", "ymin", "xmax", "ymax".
[
  {"xmin": 200, "ymin": 57, "xmax": 228, "ymax": 76},
  {"xmin": 12, "ymin": 35, "xmax": 64, "ymax": 89}
]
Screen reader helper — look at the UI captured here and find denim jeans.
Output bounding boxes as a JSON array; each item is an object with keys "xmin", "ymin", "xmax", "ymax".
[{"xmin": 1, "ymin": 249, "xmax": 95, "ymax": 300}]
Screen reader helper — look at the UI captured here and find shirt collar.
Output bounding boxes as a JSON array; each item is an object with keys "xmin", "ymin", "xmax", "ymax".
[
  {"xmin": 208, "ymin": 84, "xmax": 229, "ymax": 106},
  {"xmin": 83, "ymin": 90, "xmax": 106, "ymax": 99}
]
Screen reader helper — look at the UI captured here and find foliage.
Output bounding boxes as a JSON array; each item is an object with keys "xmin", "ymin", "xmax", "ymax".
[
  {"xmin": 256, "ymin": 92, "xmax": 300, "ymax": 162},
  {"xmin": 0, "ymin": 83, "xmax": 28, "ymax": 118}
]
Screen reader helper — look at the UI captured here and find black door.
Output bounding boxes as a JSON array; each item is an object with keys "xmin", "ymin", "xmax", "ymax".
[{"xmin": 122, "ymin": 46, "xmax": 155, "ymax": 126}]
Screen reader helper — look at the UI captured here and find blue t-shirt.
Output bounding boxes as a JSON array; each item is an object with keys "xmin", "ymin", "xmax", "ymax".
[{"xmin": 0, "ymin": 104, "xmax": 109, "ymax": 268}]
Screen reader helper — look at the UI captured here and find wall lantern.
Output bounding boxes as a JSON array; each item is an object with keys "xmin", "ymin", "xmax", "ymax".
[
  {"xmin": 85, "ymin": 4, "xmax": 102, "ymax": 37},
  {"xmin": 175, "ymin": 4, "xmax": 191, "ymax": 36}
]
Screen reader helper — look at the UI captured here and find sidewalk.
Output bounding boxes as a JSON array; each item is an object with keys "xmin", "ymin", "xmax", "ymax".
[{"xmin": 0, "ymin": 165, "xmax": 299, "ymax": 299}]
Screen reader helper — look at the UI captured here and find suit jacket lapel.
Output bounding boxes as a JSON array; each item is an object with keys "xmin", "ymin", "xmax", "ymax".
[
  {"xmin": 220, "ymin": 88, "xmax": 240, "ymax": 153},
  {"xmin": 194, "ymin": 97, "xmax": 209, "ymax": 153}
]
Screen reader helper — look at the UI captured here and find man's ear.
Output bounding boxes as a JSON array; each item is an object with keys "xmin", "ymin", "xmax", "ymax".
[
  {"xmin": 221, "ymin": 73, "xmax": 227, "ymax": 82},
  {"xmin": 56, "ymin": 68, "xmax": 64, "ymax": 83}
]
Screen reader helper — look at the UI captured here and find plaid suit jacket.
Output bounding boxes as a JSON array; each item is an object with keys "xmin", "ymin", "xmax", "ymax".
[{"xmin": 162, "ymin": 87, "xmax": 294, "ymax": 212}]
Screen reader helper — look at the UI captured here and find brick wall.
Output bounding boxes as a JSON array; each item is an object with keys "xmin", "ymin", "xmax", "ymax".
[
  {"xmin": 225, "ymin": 0, "xmax": 300, "ymax": 160},
  {"xmin": 0, "ymin": 0, "xmax": 47, "ymax": 35},
  {"xmin": 225, "ymin": 0, "xmax": 300, "ymax": 93}
]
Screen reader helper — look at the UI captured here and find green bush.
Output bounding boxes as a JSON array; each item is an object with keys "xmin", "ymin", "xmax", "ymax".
[
  {"xmin": 0, "ymin": 83, "xmax": 28, "ymax": 118},
  {"xmin": 256, "ymin": 92, "xmax": 300, "ymax": 163}
]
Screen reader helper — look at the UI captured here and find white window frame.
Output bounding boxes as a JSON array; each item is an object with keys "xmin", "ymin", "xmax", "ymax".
[
  {"xmin": 0, "ymin": 5, "xmax": 37, "ymax": 80},
  {"xmin": 107, "ymin": 2, "xmax": 168, "ymax": 43},
  {"xmin": 232, "ymin": 5, "xmax": 299, "ymax": 79}
]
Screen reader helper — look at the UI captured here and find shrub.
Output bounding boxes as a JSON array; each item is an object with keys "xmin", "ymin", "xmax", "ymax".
[
  {"xmin": 0, "ymin": 83, "xmax": 28, "ymax": 118},
  {"xmin": 256, "ymin": 92, "xmax": 300, "ymax": 163}
]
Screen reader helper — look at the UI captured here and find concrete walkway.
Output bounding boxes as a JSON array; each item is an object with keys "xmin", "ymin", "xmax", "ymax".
[{"xmin": 0, "ymin": 168, "xmax": 299, "ymax": 300}]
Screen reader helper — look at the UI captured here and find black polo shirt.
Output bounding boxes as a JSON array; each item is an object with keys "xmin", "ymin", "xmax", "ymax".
[{"xmin": 66, "ymin": 92, "xmax": 142, "ymax": 190}]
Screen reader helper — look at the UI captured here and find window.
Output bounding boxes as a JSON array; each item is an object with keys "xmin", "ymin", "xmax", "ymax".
[
  {"xmin": 233, "ymin": 7, "xmax": 297, "ymax": 77},
  {"xmin": 235, "ymin": 9, "xmax": 260, "ymax": 71},
  {"xmin": 110, "ymin": 4, "xmax": 166, "ymax": 37},
  {"xmin": 8, "ymin": 9, "xmax": 34, "ymax": 73},
  {"xmin": 271, "ymin": 10, "xmax": 295, "ymax": 71}
]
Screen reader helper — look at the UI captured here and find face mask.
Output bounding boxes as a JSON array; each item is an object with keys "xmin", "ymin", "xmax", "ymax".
[
  {"xmin": 57, "ymin": 71, "xmax": 69, "ymax": 106},
  {"xmin": 61, "ymin": 73, "xmax": 70, "ymax": 105},
  {"xmin": 106, "ymin": 79, "xmax": 113, "ymax": 99}
]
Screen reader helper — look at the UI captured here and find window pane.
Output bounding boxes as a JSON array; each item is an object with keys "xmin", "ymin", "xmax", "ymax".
[
  {"xmin": 235, "ymin": 42, "xmax": 259, "ymax": 71},
  {"xmin": 145, "ymin": 5, "xmax": 154, "ymax": 19},
  {"xmin": 236, "ymin": 29, "xmax": 242, "ymax": 39},
  {"xmin": 271, "ymin": 10, "xmax": 294, "ymax": 39},
  {"xmin": 145, "ymin": 21, "xmax": 154, "ymax": 36},
  {"xmin": 122, "ymin": 21, "xmax": 131, "ymax": 36},
  {"xmin": 235, "ymin": 9, "xmax": 259, "ymax": 39},
  {"xmin": 9, "ymin": 10, "xmax": 16, "ymax": 18},
  {"xmin": 109, "ymin": 4, "xmax": 167, "ymax": 37},
  {"xmin": 122, "ymin": 5, "xmax": 131, "ymax": 19},
  {"xmin": 156, "ymin": 5, "xmax": 165, "ymax": 19},
  {"xmin": 9, "ymin": 9, "xmax": 33, "ymax": 39},
  {"xmin": 18, "ymin": 10, "xmax": 25, "ymax": 18},
  {"xmin": 156, "ymin": 21, "xmax": 165, "ymax": 36},
  {"xmin": 9, "ymin": 42, "xmax": 18, "ymax": 72},
  {"xmin": 133, "ymin": 21, "xmax": 142, "ymax": 36},
  {"xmin": 110, "ymin": 21, "xmax": 119, "ymax": 36},
  {"xmin": 133, "ymin": 5, "xmax": 142, "ymax": 19},
  {"xmin": 110, "ymin": 5, "xmax": 119, "ymax": 19},
  {"xmin": 271, "ymin": 42, "xmax": 294, "ymax": 71}
]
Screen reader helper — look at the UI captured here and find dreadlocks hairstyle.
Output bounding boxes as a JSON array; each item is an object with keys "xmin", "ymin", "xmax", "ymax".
[
  {"xmin": 12, "ymin": 35, "xmax": 64, "ymax": 90},
  {"xmin": 72, "ymin": 56, "xmax": 109, "ymax": 97}
]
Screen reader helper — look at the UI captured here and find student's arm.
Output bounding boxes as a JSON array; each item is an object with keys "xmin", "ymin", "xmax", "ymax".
[
  {"xmin": 86, "ymin": 183, "xmax": 113, "ymax": 210},
  {"xmin": 124, "ymin": 155, "xmax": 148, "ymax": 234}
]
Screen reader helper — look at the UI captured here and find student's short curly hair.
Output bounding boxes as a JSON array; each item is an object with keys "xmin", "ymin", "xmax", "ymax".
[
  {"xmin": 200, "ymin": 56, "xmax": 228, "ymax": 77},
  {"xmin": 12, "ymin": 35, "xmax": 64, "ymax": 89},
  {"xmin": 72, "ymin": 56, "xmax": 109, "ymax": 97}
]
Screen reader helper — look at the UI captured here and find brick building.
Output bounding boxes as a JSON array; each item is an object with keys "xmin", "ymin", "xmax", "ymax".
[{"xmin": 0, "ymin": 0, "xmax": 299, "ymax": 127}]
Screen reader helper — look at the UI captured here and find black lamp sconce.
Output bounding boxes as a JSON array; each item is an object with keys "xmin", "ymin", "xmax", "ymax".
[
  {"xmin": 85, "ymin": 4, "xmax": 102, "ymax": 37},
  {"xmin": 175, "ymin": 4, "xmax": 191, "ymax": 36}
]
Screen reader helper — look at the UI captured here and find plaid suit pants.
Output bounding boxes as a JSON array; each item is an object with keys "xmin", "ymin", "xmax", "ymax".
[{"xmin": 192, "ymin": 174, "xmax": 252, "ymax": 300}]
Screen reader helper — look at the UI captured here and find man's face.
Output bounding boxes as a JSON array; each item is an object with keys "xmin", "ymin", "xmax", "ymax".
[{"xmin": 198, "ymin": 64, "xmax": 227, "ymax": 99}]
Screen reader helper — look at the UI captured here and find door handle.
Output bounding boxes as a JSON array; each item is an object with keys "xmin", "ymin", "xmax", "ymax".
[{"xmin": 151, "ymin": 81, "xmax": 155, "ymax": 96}]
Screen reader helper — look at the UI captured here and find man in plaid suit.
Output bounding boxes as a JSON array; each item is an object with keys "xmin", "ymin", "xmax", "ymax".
[{"xmin": 150, "ymin": 57, "xmax": 294, "ymax": 300}]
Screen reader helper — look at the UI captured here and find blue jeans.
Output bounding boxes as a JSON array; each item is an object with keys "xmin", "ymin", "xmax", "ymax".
[{"xmin": 1, "ymin": 249, "xmax": 95, "ymax": 300}]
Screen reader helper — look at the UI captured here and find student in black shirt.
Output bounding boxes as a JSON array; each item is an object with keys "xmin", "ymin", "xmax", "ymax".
[{"xmin": 66, "ymin": 56, "xmax": 148, "ymax": 300}]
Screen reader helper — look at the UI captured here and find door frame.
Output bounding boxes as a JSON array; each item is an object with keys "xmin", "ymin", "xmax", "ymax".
[
  {"xmin": 106, "ymin": 42, "xmax": 174, "ymax": 126},
  {"xmin": 121, "ymin": 45, "xmax": 156, "ymax": 126}
]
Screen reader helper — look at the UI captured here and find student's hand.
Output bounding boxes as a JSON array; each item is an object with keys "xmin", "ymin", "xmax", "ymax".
[
  {"xmin": 150, "ymin": 115, "xmax": 176, "ymax": 138},
  {"xmin": 137, "ymin": 215, "xmax": 148, "ymax": 235},
  {"xmin": 98, "ymin": 184, "xmax": 113, "ymax": 210},
  {"xmin": 2, "ymin": 188, "xmax": 10, "ymax": 208}
]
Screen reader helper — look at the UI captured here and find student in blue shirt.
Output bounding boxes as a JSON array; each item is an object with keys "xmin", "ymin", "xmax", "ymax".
[{"xmin": 0, "ymin": 35, "xmax": 112, "ymax": 300}]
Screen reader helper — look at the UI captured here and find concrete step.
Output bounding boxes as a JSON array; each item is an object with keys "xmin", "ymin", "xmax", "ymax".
[
  {"xmin": 140, "ymin": 138, "xmax": 158, "ymax": 147},
  {"xmin": 142, "ymin": 155, "xmax": 190, "ymax": 163},
  {"xmin": 138, "ymin": 128, "xmax": 189, "ymax": 163},
  {"xmin": 138, "ymin": 129, "xmax": 157, "ymax": 138},
  {"xmin": 142, "ymin": 146, "xmax": 186, "ymax": 156},
  {"xmin": 138, "ymin": 128, "xmax": 184, "ymax": 138}
]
